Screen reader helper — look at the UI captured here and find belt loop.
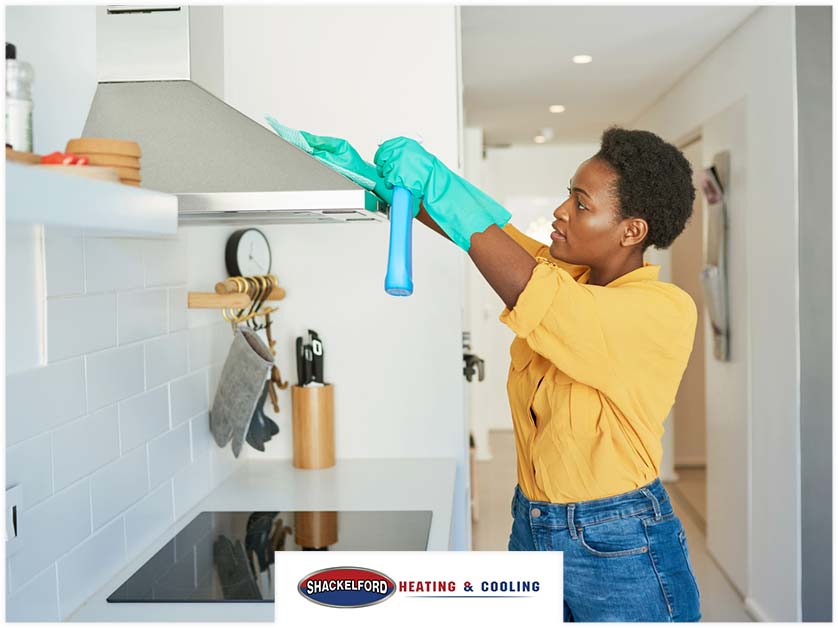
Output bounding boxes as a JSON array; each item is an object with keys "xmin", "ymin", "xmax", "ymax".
[
  {"xmin": 639, "ymin": 487, "xmax": 661, "ymax": 521},
  {"xmin": 566, "ymin": 504, "xmax": 578, "ymax": 539}
]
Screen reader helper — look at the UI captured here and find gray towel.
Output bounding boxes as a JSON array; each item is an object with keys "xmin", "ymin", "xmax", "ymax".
[{"xmin": 209, "ymin": 328, "xmax": 274, "ymax": 457}]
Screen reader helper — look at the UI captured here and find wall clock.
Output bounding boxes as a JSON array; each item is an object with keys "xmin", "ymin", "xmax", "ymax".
[{"xmin": 225, "ymin": 228, "xmax": 272, "ymax": 276}]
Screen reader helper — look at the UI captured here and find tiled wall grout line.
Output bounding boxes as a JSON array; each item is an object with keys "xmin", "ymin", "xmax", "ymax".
[
  {"xmin": 53, "ymin": 563, "xmax": 62, "ymax": 621},
  {"xmin": 166, "ymin": 382, "xmax": 173, "ymax": 430},
  {"xmin": 188, "ymin": 421, "xmax": 196, "ymax": 464},
  {"xmin": 169, "ymin": 481, "xmax": 177, "ymax": 529},
  {"xmin": 116, "ymin": 404, "xmax": 123, "ymax": 456}
]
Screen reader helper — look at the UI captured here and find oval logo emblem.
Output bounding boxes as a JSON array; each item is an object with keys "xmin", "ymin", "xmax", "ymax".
[{"xmin": 298, "ymin": 566, "xmax": 396, "ymax": 608}]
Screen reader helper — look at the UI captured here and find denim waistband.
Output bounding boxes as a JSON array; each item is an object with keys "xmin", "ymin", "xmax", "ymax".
[{"xmin": 513, "ymin": 478, "xmax": 673, "ymax": 529}]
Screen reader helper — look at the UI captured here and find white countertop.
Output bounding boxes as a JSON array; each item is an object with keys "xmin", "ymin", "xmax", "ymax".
[{"xmin": 69, "ymin": 457, "xmax": 457, "ymax": 623}]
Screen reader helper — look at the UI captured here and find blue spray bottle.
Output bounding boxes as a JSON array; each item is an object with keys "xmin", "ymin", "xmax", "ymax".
[{"xmin": 384, "ymin": 185, "xmax": 414, "ymax": 296}]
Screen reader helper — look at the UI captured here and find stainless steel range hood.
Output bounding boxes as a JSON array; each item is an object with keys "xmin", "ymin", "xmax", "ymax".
[{"xmin": 82, "ymin": 6, "xmax": 385, "ymax": 225}]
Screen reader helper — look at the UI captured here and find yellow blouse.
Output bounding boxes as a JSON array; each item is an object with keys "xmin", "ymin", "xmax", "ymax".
[{"xmin": 499, "ymin": 224, "xmax": 697, "ymax": 503}]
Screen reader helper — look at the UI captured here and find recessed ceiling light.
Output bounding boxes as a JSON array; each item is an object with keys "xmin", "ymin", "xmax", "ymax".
[
  {"xmin": 549, "ymin": 105, "xmax": 565, "ymax": 113},
  {"xmin": 534, "ymin": 135, "xmax": 546, "ymax": 144},
  {"xmin": 572, "ymin": 54, "xmax": 593, "ymax": 64}
]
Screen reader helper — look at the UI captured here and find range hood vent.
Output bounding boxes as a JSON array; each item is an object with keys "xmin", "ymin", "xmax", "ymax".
[{"xmin": 82, "ymin": 6, "xmax": 386, "ymax": 226}]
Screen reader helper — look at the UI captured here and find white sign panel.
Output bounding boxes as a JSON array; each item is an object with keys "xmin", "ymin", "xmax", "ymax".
[{"xmin": 275, "ymin": 550, "xmax": 562, "ymax": 625}]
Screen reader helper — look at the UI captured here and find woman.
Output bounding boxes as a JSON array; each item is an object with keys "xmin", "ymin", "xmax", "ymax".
[{"xmin": 284, "ymin": 123, "xmax": 702, "ymax": 622}]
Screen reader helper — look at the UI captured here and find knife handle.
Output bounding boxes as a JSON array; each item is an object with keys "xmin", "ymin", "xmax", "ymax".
[
  {"xmin": 384, "ymin": 186, "xmax": 414, "ymax": 297},
  {"xmin": 295, "ymin": 337, "xmax": 304, "ymax": 386},
  {"xmin": 311, "ymin": 337, "xmax": 324, "ymax": 383},
  {"xmin": 303, "ymin": 345, "xmax": 313, "ymax": 385}
]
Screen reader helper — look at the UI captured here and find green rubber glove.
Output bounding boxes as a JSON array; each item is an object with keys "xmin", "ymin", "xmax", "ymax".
[
  {"xmin": 374, "ymin": 137, "xmax": 511, "ymax": 251},
  {"xmin": 297, "ymin": 130, "xmax": 396, "ymax": 204},
  {"xmin": 264, "ymin": 117, "xmax": 419, "ymax": 215}
]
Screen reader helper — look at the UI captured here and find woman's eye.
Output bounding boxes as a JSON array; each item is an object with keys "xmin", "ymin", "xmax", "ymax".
[{"xmin": 567, "ymin": 188, "xmax": 587, "ymax": 210}]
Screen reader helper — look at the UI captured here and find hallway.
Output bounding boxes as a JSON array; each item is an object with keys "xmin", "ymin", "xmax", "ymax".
[{"xmin": 471, "ymin": 430, "xmax": 752, "ymax": 622}]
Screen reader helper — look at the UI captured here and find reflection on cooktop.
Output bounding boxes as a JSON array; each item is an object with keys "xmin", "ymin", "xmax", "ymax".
[{"xmin": 107, "ymin": 510, "xmax": 432, "ymax": 603}]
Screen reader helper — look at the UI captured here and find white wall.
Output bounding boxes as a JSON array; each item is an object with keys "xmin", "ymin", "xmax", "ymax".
[
  {"xmin": 220, "ymin": 6, "xmax": 468, "ymax": 550},
  {"xmin": 699, "ymin": 100, "xmax": 750, "ymax": 597},
  {"xmin": 5, "ymin": 6, "xmax": 98, "ymax": 155},
  {"xmin": 632, "ymin": 6, "xmax": 800, "ymax": 621}
]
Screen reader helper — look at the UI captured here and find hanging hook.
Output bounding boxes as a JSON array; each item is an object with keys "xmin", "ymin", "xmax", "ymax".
[{"xmin": 253, "ymin": 275, "xmax": 272, "ymax": 330}]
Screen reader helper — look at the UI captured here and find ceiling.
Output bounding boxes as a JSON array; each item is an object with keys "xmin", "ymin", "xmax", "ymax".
[{"xmin": 462, "ymin": 6, "xmax": 756, "ymax": 146}]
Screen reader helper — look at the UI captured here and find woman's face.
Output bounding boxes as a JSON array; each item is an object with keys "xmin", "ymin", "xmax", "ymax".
[{"xmin": 548, "ymin": 157, "xmax": 639, "ymax": 266}]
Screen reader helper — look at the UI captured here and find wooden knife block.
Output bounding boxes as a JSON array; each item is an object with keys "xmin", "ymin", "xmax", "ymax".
[
  {"xmin": 294, "ymin": 511, "xmax": 338, "ymax": 549},
  {"xmin": 291, "ymin": 384, "xmax": 335, "ymax": 469}
]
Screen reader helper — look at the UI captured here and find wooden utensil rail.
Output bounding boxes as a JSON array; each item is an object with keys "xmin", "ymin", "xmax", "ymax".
[{"xmin": 187, "ymin": 276, "xmax": 286, "ymax": 310}]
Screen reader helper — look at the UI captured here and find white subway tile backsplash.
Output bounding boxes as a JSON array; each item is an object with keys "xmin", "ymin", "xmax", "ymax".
[
  {"xmin": 5, "ymin": 564, "xmax": 60, "ymax": 622},
  {"xmin": 86, "ymin": 344, "xmax": 144, "ymax": 412},
  {"xmin": 6, "ymin": 433, "xmax": 53, "ymax": 510},
  {"xmin": 170, "ymin": 371, "xmax": 208, "ymax": 426},
  {"xmin": 6, "ymin": 224, "xmax": 44, "ymax": 374},
  {"xmin": 47, "ymin": 293, "xmax": 117, "ymax": 361},
  {"xmin": 8, "ymin": 481, "xmax": 91, "ymax": 592},
  {"xmin": 44, "ymin": 231, "xmax": 84, "ymax": 297},
  {"xmin": 7, "ymin": 358, "xmax": 86, "ymax": 445},
  {"xmin": 119, "ymin": 386, "xmax": 170, "ymax": 453},
  {"xmin": 190, "ymin": 411, "xmax": 212, "ymax": 462},
  {"xmin": 208, "ymin": 362, "xmax": 224, "ymax": 401},
  {"xmin": 118, "ymin": 289, "xmax": 167, "ymax": 344},
  {"xmin": 53, "ymin": 406, "xmax": 120, "ymax": 492},
  {"xmin": 84, "ymin": 238, "xmax": 144, "ymax": 293},
  {"xmin": 172, "ymin": 454, "xmax": 211, "ymax": 519},
  {"xmin": 56, "ymin": 517, "xmax": 126, "ymax": 618},
  {"xmin": 169, "ymin": 286, "xmax": 188, "ymax": 331},
  {"xmin": 144, "ymin": 239, "xmax": 187, "ymax": 287},
  {"xmin": 145, "ymin": 331, "xmax": 188, "ymax": 390},
  {"xmin": 8, "ymin": 227, "xmax": 247, "ymax": 618},
  {"xmin": 124, "ymin": 482, "xmax": 174, "ymax": 559},
  {"xmin": 91, "ymin": 447, "xmax": 149, "ymax": 530},
  {"xmin": 148, "ymin": 423, "xmax": 191, "ymax": 489},
  {"xmin": 188, "ymin": 322, "xmax": 233, "ymax": 370}
]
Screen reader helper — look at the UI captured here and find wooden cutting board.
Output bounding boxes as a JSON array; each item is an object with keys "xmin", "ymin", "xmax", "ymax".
[{"xmin": 5, "ymin": 147, "xmax": 41, "ymax": 164}]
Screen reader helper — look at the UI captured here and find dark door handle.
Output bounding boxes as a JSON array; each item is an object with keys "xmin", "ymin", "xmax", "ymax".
[{"xmin": 463, "ymin": 353, "xmax": 486, "ymax": 383}]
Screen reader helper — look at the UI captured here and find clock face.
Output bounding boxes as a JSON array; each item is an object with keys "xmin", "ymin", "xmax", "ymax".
[{"xmin": 227, "ymin": 229, "xmax": 271, "ymax": 276}]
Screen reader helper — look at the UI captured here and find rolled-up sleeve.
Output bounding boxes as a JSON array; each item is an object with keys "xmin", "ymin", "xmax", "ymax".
[
  {"xmin": 499, "ymin": 257, "xmax": 616, "ymax": 392},
  {"xmin": 499, "ymin": 256, "xmax": 696, "ymax": 398}
]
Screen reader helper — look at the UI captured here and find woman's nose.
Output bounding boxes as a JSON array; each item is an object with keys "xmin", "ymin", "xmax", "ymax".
[{"xmin": 554, "ymin": 201, "xmax": 569, "ymax": 221}]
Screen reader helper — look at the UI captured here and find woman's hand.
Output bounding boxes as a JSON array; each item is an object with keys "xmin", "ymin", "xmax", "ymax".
[
  {"xmin": 374, "ymin": 137, "xmax": 512, "ymax": 251},
  {"xmin": 265, "ymin": 117, "xmax": 398, "ymax": 208},
  {"xmin": 373, "ymin": 137, "xmax": 438, "ymax": 200}
]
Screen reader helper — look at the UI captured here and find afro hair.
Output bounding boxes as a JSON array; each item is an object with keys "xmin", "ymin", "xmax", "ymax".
[{"xmin": 594, "ymin": 127, "xmax": 695, "ymax": 250}]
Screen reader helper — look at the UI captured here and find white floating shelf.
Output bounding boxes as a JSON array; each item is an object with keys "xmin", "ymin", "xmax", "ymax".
[{"xmin": 5, "ymin": 162, "xmax": 177, "ymax": 234}]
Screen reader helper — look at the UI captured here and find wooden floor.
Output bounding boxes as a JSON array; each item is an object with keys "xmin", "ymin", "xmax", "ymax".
[{"xmin": 471, "ymin": 430, "xmax": 752, "ymax": 622}]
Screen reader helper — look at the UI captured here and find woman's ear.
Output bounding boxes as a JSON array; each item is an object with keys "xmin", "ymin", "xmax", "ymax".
[{"xmin": 621, "ymin": 217, "xmax": 649, "ymax": 248}]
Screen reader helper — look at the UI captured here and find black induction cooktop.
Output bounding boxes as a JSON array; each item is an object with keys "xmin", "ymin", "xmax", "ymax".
[{"xmin": 107, "ymin": 510, "xmax": 432, "ymax": 603}]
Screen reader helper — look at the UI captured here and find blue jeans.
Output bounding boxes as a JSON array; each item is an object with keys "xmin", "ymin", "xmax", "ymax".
[{"xmin": 508, "ymin": 478, "xmax": 701, "ymax": 622}]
